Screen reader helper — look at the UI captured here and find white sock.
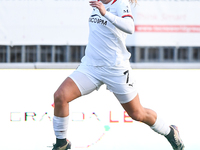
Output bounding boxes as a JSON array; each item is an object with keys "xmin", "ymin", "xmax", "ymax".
[
  {"xmin": 53, "ymin": 115, "xmax": 69, "ymax": 139},
  {"xmin": 150, "ymin": 115, "xmax": 170, "ymax": 136}
]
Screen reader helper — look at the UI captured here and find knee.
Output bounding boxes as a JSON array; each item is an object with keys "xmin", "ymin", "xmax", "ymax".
[
  {"xmin": 54, "ymin": 90, "xmax": 68, "ymax": 108},
  {"xmin": 129, "ymin": 110, "xmax": 145, "ymax": 122}
]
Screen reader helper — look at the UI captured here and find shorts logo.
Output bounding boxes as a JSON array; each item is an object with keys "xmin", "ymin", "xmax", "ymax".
[{"xmin": 129, "ymin": 83, "xmax": 134, "ymax": 87}]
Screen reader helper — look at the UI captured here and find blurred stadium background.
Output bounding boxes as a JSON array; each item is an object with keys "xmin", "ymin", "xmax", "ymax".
[
  {"xmin": 0, "ymin": 0, "xmax": 200, "ymax": 150},
  {"xmin": 0, "ymin": 0, "xmax": 200, "ymax": 68}
]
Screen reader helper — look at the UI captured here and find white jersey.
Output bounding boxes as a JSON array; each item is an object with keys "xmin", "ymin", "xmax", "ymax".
[{"xmin": 81, "ymin": 0, "xmax": 133, "ymax": 67}]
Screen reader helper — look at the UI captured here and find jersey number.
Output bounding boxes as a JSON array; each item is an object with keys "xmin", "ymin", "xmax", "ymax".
[{"xmin": 124, "ymin": 70, "xmax": 129, "ymax": 83}]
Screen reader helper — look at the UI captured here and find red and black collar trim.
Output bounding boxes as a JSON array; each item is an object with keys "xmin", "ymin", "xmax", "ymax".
[{"xmin": 111, "ymin": 0, "xmax": 117, "ymax": 5}]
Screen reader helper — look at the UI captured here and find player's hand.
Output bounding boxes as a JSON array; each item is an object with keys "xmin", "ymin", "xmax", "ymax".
[{"xmin": 89, "ymin": 1, "xmax": 106, "ymax": 16}]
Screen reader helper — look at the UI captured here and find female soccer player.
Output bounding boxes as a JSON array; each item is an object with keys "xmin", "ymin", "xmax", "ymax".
[{"xmin": 52, "ymin": 0, "xmax": 185, "ymax": 149}]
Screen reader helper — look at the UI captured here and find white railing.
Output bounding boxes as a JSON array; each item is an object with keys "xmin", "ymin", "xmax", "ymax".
[{"xmin": 0, "ymin": 62, "xmax": 200, "ymax": 69}]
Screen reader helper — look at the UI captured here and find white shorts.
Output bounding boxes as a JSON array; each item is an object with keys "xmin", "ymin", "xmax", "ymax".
[{"xmin": 69, "ymin": 64, "xmax": 137, "ymax": 104}]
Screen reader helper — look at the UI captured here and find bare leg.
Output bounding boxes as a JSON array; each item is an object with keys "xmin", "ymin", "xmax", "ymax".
[
  {"xmin": 121, "ymin": 94, "xmax": 157, "ymax": 126},
  {"xmin": 53, "ymin": 77, "xmax": 81, "ymax": 148},
  {"xmin": 121, "ymin": 93, "xmax": 171, "ymax": 138},
  {"xmin": 54, "ymin": 77, "xmax": 81, "ymax": 117}
]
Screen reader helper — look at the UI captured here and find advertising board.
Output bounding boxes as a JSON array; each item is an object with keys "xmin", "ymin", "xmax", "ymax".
[
  {"xmin": 0, "ymin": 69, "xmax": 200, "ymax": 150},
  {"xmin": 0, "ymin": 0, "xmax": 200, "ymax": 46}
]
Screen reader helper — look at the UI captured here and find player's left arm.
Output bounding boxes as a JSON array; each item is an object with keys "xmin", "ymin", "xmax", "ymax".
[
  {"xmin": 89, "ymin": 0, "xmax": 134, "ymax": 34},
  {"xmin": 104, "ymin": 11, "xmax": 134, "ymax": 34}
]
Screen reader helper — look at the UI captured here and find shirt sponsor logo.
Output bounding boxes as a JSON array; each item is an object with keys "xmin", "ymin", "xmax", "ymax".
[{"xmin": 89, "ymin": 14, "xmax": 107, "ymax": 26}]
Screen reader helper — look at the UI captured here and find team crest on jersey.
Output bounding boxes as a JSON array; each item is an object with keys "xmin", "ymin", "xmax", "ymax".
[
  {"xmin": 106, "ymin": 8, "xmax": 110, "ymax": 12},
  {"xmin": 89, "ymin": 14, "xmax": 107, "ymax": 26}
]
